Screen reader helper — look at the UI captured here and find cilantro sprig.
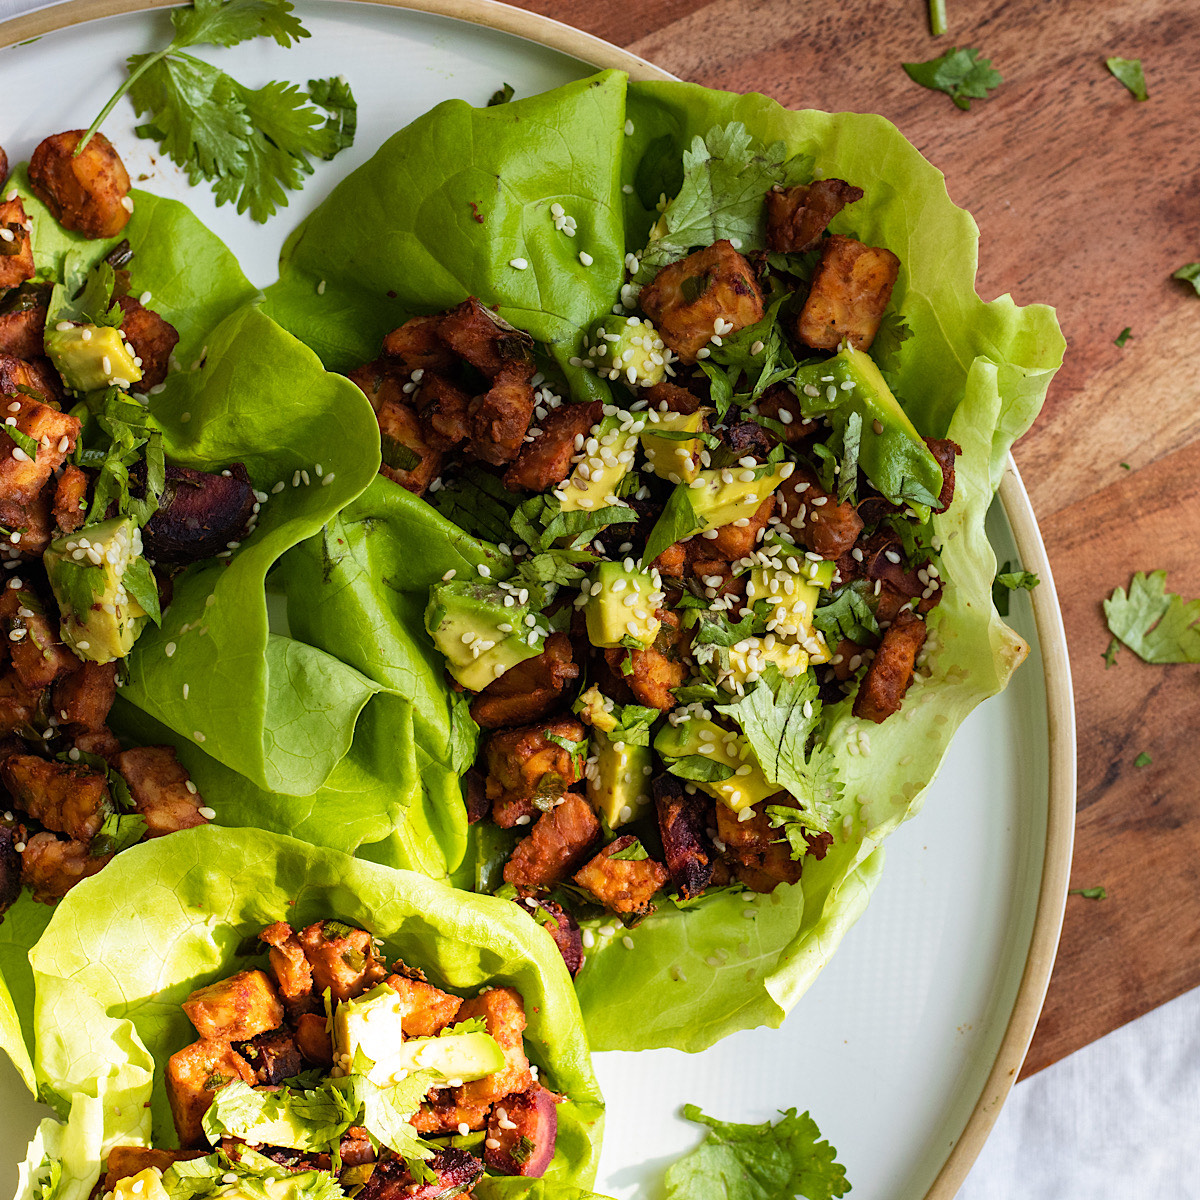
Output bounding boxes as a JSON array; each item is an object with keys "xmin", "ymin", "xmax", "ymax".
[
  {"xmin": 663, "ymin": 1104, "xmax": 850, "ymax": 1200},
  {"xmin": 79, "ymin": 0, "xmax": 356, "ymax": 223},
  {"xmin": 1105, "ymin": 57, "xmax": 1148, "ymax": 102},
  {"xmin": 903, "ymin": 47, "xmax": 1003, "ymax": 110},
  {"xmin": 1103, "ymin": 570, "xmax": 1200, "ymax": 664},
  {"xmin": 1172, "ymin": 263, "xmax": 1200, "ymax": 297}
]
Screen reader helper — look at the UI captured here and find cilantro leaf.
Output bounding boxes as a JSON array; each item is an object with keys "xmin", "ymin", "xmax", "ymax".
[
  {"xmin": 1103, "ymin": 570, "xmax": 1200, "ymax": 663},
  {"xmin": 837, "ymin": 411, "xmax": 862, "ymax": 504},
  {"xmin": 1114, "ymin": 327, "xmax": 1132, "ymax": 348},
  {"xmin": 1069, "ymin": 886, "xmax": 1108, "ymax": 900},
  {"xmin": 512, "ymin": 549, "xmax": 593, "ymax": 610},
  {"xmin": 635, "ymin": 123, "xmax": 812, "ymax": 283},
  {"xmin": 1105, "ymin": 56, "xmax": 1148, "ymax": 101},
  {"xmin": 431, "ymin": 466, "xmax": 520, "ymax": 544},
  {"xmin": 546, "ymin": 731, "xmax": 588, "ymax": 774},
  {"xmin": 170, "ymin": 0, "xmax": 308, "ymax": 49},
  {"xmin": 81, "ymin": 0, "xmax": 353, "ymax": 224},
  {"xmin": 642, "ymin": 484, "xmax": 700, "ymax": 567},
  {"xmin": 868, "ymin": 310, "xmax": 912, "ymax": 380},
  {"xmin": 1172, "ymin": 263, "xmax": 1200, "ymax": 297},
  {"xmin": 991, "ymin": 561, "xmax": 1039, "ymax": 617},
  {"xmin": 487, "ymin": 82, "xmax": 515, "ymax": 106},
  {"xmin": 903, "ymin": 47, "xmax": 1003, "ymax": 110},
  {"xmin": 717, "ymin": 668, "xmax": 833, "ymax": 828},
  {"xmin": 607, "ymin": 703, "xmax": 659, "ymax": 747},
  {"xmin": 90, "ymin": 811, "xmax": 148, "ymax": 856},
  {"xmin": 1102, "ymin": 636, "xmax": 1120, "ymax": 668},
  {"xmin": 608, "ymin": 839, "xmax": 650, "ymax": 861},
  {"xmin": 1134, "ymin": 751, "xmax": 1152, "ymax": 767},
  {"xmin": 812, "ymin": 582, "xmax": 879, "ymax": 646},
  {"xmin": 663, "ymin": 1104, "xmax": 850, "ymax": 1200},
  {"xmin": 667, "ymin": 755, "xmax": 735, "ymax": 784}
]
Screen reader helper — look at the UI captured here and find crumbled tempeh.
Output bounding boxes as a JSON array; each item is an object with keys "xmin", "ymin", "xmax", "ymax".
[
  {"xmin": 2, "ymin": 754, "xmax": 110, "ymax": 842},
  {"xmin": 485, "ymin": 717, "xmax": 585, "ymax": 807},
  {"xmin": 297, "ymin": 919, "xmax": 387, "ymax": 1002},
  {"xmin": 504, "ymin": 793, "xmax": 600, "ymax": 890},
  {"xmin": 573, "ymin": 835, "xmax": 668, "ymax": 915}
]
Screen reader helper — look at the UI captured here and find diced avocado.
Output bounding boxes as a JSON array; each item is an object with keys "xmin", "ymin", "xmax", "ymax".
[
  {"xmin": 687, "ymin": 462, "xmax": 791, "ymax": 530},
  {"xmin": 388, "ymin": 1027, "xmax": 506, "ymax": 1086},
  {"xmin": 44, "ymin": 324, "xmax": 142, "ymax": 393},
  {"xmin": 215, "ymin": 1171, "xmax": 331, "ymax": 1200},
  {"xmin": 574, "ymin": 683, "xmax": 619, "ymax": 734},
  {"xmin": 757, "ymin": 536, "xmax": 837, "ymax": 588},
  {"xmin": 584, "ymin": 560, "xmax": 662, "ymax": 649},
  {"xmin": 43, "ymin": 517, "xmax": 151, "ymax": 664},
  {"xmin": 746, "ymin": 567, "xmax": 831, "ymax": 663},
  {"xmin": 642, "ymin": 408, "xmax": 706, "ymax": 483},
  {"xmin": 587, "ymin": 729, "xmax": 653, "ymax": 828},
  {"xmin": 792, "ymin": 345, "xmax": 942, "ymax": 508},
  {"xmin": 654, "ymin": 718, "xmax": 777, "ymax": 814},
  {"xmin": 585, "ymin": 315, "xmax": 667, "ymax": 387},
  {"xmin": 425, "ymin": 578, "xmax": 544, "ymax": 692},
  {"xmin": 112, "ymin": 1171, "xmax": 170, "ymax": 1200},
  {"xmin": 559, "ymin": 413, "xmax": 639, "ymax": 514},
  {"xmin": 334, "ymin": 982, "xmax": 408, "ymax": 1086},
  {"xmin": 725, "ymin": 637, "xmax": 810, "ymax": 687}
]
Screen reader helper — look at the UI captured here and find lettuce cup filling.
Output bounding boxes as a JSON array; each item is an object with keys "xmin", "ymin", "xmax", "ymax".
[{"xmin": 17, "ymin": 826, "xmax": 606, "ymax": 1200}]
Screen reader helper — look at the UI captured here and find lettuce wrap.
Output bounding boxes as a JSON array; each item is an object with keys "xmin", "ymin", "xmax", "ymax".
[
  {"xmin": 15, "ymin": 825, "xmax": 607, "ymax": 1200},
  {"xmin": 0, "ymin": 179, "xmax": 432, "ymax": 1087},
  {"xmin": 257, "ymin": 71, "xmax": 1064, "ymax": 1052}
]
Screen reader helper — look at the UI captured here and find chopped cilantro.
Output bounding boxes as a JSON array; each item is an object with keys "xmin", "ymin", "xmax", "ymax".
[
  {"xmin": 1103, "ymin": 637, "xmax": 1120, "ymax": 668},
  {"xmin": 608, "ymin": 839, "xmax": 650, "ymax": 862},
  {"xmin": 510, "ymin": 1134, "xmax": 537, "ymax": 1164},
  {"xmin": 836, "ymin": 410, "xmax": 862, "ymax": 504},
  {"xmin": 1103, "ymin": 570, "xmax": 1200, "ymax": 663},
  {"xmin": 1069, "ymin": 886, "xmax": 1108, "ymax": 900},
  {"xmin": 487, "ymin": 82, "xmax": 515, "ymax": 106},
  {"xmin": 812, "ymin": 582, "xmax": 879, "ymax": 646},
  {"xmin": 546, "ymin": 731, "xmax": 588, "ymax": 773},
  {"xmin": 928, "ymin": 0, "xmax": 947, "ymax": 36},
  {"xmin": 1114, "ymin": 327, "xmax": 1132, "ymax": 348},
  {"xmin": 1172, "ymin": 263, "xmax": 1200, "ymax": 296},
  {"xmin": 663, "ymin": 1104, "xmax": 850, "ymax": 1200},
  {"xmin": 903, "ymin": 47, "xmax": 1003, "ymax": 110},
  {"xmin": 79, "ymin": 0, "xmax": 356, "ymax": 223},
  {"xmin": 512, "ymin": 549, "xmax": 593, "ymax": 610},
  {"xmin": 1105, "ymin": 57, "xmax": 1148, "ymax": 101},
  {"xmin": 991, "ymin": 562, "xmax": 1040, "ymax": 617},
  {"xmin": 1134, "ymin": 751, "xmax": 1152, "ymax": 768},
  {"xmin": 667, "ymin": 755, "xmax": 735, "ymax": 784}
]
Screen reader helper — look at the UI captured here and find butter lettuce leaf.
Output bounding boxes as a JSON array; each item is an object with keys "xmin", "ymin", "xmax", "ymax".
[{"xmin": 20, "ymin": 827, "xmax": 604, "ymax": 1194}]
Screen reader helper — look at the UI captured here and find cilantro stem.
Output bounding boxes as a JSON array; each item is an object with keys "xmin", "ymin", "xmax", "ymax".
[
  {"xmin": 928, "ymin": 0, "xmax": 947, "ymax": 36},
  {"xmin": 76, "ymin": 47, "xmax": 174, "ymax": 156}
]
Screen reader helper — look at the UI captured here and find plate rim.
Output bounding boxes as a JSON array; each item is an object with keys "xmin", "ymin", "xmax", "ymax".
[{"xmin": 0, "ymin": 2, "xmax": 1077, "ymax": 1195}]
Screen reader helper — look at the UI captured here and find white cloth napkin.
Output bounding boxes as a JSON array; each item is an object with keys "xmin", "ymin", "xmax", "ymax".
[{"xmin": 959, "ymin": 984, "xmax": 1200, "ymax": 1198}]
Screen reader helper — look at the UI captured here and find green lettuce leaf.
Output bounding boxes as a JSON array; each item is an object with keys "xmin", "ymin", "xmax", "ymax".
[
  {"xmin": 262, "ymin": 70, "xmax": 630, "ymax": 405},
  {"xmin": 274, "ymin": 74, "xmax": 1062, "ymax": 1053},
  {"xmin": 20, "ymin": 826, "xmax": 604, "ymax": 1196}
]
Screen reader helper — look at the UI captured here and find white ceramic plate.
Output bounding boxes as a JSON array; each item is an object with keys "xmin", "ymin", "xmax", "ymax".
[{"xmin": 0, "ymin": 4, "xmax": 1075, "ymax": 1197}]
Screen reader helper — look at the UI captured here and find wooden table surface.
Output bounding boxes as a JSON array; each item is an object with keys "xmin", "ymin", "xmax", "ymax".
[{"xmin": 510, "ymin": 0, "xmax": 1200, "ymax": 1074}]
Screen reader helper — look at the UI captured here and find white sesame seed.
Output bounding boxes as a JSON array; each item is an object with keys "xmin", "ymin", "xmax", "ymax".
[
  {"xmin": 165, "ymin": 642, "xmax": 176, "ymax": 657},
  {"xmin": 317, "ymin": 279, "xmax": 327, "ymax": 295},
  {"xmin": 509, "ymin": 257, "xmax": 528, "ymax": 270},
  {"xmin": 120, "ymin": 196, "xmax": 134, "ymax": 213},
  {"xmin": 198, "ymin": 806, "xmax": 216, "ymax": 820},
  {"xmin": 579, "ymin": 250, "xmax": 594, "ymax": 266},
  {"xmin": 194, "ymin": 729, "xmax": 204, "ymax": 741}
]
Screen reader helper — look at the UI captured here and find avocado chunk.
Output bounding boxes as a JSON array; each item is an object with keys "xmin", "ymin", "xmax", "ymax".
[
  {"xmin": 792, "ymin": 344, "xmax": 942, "ymax": 508},
  {"xmin": 642, "ymin": 408, "xmax": 706, "ymax": 483},
  {"xmin": 111, "ymin": 1171, "xmax": 170, "ymax": 1200},
  {"xmin": 583, "ymin": 560, "xmax": 663, "ymax": 649},
  {"xmin": 387, "ymin": 1026, "xmax": 506, "ymax": 1085},
  {"xmin": 587, "ymin": 728, "xmax": 653, "ymax": 828},
  {"xmin": 756, "ymin": 535, "xmax": 838, "ymax": 588},
  {"xmin": 655, "ymin": 717, "xmax": 776, "ymax": 814},
  {"xmin": 44, "ymin": 323, "xmax": 142, "ymax": 393},
  {"xmin": 425, "ymin": 578, "xmax": 545, "ymax": 692},
  {"xmin": 558, "ymin": 412, "xmax": 640, "ymax": 515},
  {"xmin": 584, "ymin": 314, "xmax": 667, "ymax": 387},
  {"xmin": 334, "ymin": 981, "xmax": 408, "ymax": 1086},
  {"xmin": 725, "ymin": 637, "xmax": 812, "ymax": 687},
  {"xmin": 43, "ymin": 517, "xmax": 153, "ymax": 663},
  {"xmin": 574, "ymin": 683, "xmax": 619, "ymax": 734}
]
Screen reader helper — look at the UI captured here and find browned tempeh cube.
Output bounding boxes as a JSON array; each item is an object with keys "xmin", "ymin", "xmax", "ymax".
[
  {"xmin": 20, "ymin": 832, "xmax": 109, "ymax": 903},
  {"xmin": 485, "ymin": 718, "xmax": 584, "ymax": 807},
  {"xmin": 573, "ymin": 835, "xmax": 668, "ymax": 915},
  {"xmin": 165, "ymin": 1038, "xmax": 254, "ymax": 1149},
  {"xmin": 259, "ymin": 920, "xmax": 314, "ymax": 1009},
  {"xmin": 503, "ymin": 794, "xmax": 600, "ymax": 890},
  {"xmin": 28, "ymin": 131, "xmax": 131, "ymax": 240},
  {"xmin": 114, "ymin": 745, "xmax": 208, "ymax": 838},
  {"xmin": 385, "ymin": 971, "xmax": 463, "ymax": 1037},
  {"xmin": 640, "ymin": 240, "xmax": 764, "ymax": 364},
  {"xmin": 117, "ymin": 296, "xmax": 180, "ymax": 393},
  {"xmin": 853, "ymin": 608, "xmax": 927, "ymax": 724},
  {"xmin": 297, "ymin": 919, "xmax": 387, "ymax": 1002},
  {"xmin": 181, "ymin": 969, "xmax": 284, "ymax": 1042},
  {"xmin": 796, "ymin": 234, "xmax": 900, "ymax": 351},
  {"xmin": 455, "ymin": 985, "xmax": 532, "ymax": 1106},
  {"xmin": 2, "ymin": 755, "xmax": 110, "ymax": 842},
  {"xmin": 0, "ymin": 196, "xmax": 35, "ymax": 291},
  {"xmin": 52, "ymin": 661, "xmax": 117, "ymax": 731}
]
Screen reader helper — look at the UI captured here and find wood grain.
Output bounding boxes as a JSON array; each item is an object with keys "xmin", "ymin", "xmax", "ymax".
[{"xmin": 514, "ymin": 0, "xmax": 1200, "ymax": 1072}]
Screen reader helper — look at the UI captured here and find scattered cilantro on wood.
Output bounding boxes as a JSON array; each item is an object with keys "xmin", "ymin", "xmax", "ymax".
[
  {"xmin": 927, "ymin": 0, "xmax": 948, "ymax": 37},
  {"xmin": 663, "ymin": 1104, "xmax": 850, "ymax": 1200},
  {"xmin": 78, "ymin": 0, "xmax": 357, "ymax": 223},
  {"xmin": 903, "ymin": 47, "xmax": 1002, "ymax": 110},
  {"xmin": 1134, "ymin": 751, "xmax": 1152, "ymax": 768},
  {"xmin": 1103, "ymin": 571, "xmax": 1200, "ymax": 664},
  {"xmin": 1069, "ymin": 887, "xmax": 1108, "ymax": 900},
  {"xmin": 1114, "ymin": 327, "xmax": 1132, "ymax": 348},
  {"xmin": 1102, "ymin": 637, "xmax": 1120, "ymax": 668},
  {"xmin": 1105, "ymin": 57, "xmax": 1148, "ymax": 101},
  {"xmin": 1172, "ymin": 263, "xmax": 1200, "ymax": 296}
]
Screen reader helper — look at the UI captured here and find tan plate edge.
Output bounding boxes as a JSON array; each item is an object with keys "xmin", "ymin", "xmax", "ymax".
[{"xmin": 0, "ymin": 2, "xmax": 1078, "ymax": 1196}]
